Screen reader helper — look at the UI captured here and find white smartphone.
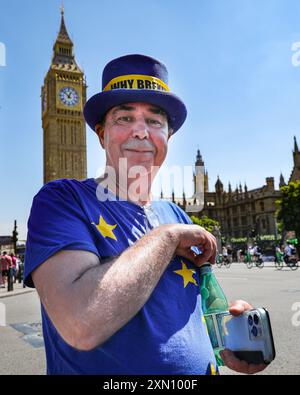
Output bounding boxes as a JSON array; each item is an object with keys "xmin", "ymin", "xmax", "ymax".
[{"xmin": 206, "ymin": 307, "xmax": 276, "ymax": 364}]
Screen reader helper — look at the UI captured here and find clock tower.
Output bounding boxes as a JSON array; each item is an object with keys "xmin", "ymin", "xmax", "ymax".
[{"xmin": 42, "ymin": 8, "xmax": 87, "ymax": 184}]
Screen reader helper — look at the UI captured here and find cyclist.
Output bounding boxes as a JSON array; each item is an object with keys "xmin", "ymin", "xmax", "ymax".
[
  {"xmin": 222, "ymin": 246, "xmax": 228, "ymax": 261},
  {"xmin": 252, "ymin": 244, "xmax": 263, "ymax": 263},
  {"xmin": 284, "ymin": 243, "xmax": 297, "ymax": 264},
  {"xmin": 275, "ymin": 245, "xmax": 283, "ymax": 263}
]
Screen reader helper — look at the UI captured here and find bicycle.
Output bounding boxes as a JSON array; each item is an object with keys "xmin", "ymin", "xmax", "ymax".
[
  {"xmin": 245, "ymin": 253, "xmax": 264, "ymax": 269},
  {"xmin": 243, "ymin": 252, "xmax": 253, "ymax": 269},
  {"xmin": 275, "ymin": 252, "xmax": 284, "ymax": 270},
  {"xmin": 252, "ymin": 254, "xmax": 264, "ymax": 269},
  {"xmin": 276, "ymin": 254, "xmax": 299, "ymax": 271},
  {"xmin": 216, "ymin": 254, "xmax": 231, "ymax": 268}
]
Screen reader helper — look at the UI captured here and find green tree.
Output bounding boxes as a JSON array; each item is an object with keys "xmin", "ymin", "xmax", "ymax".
[
  {"xmin": 190, "ymin": 215, "xmax": 220, "ymax": 233},
  {"xmin": 277, "ymin": 180, "xmax": 300, "ymax": 256}
]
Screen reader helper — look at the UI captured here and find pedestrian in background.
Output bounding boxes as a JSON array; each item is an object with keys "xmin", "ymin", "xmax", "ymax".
[
  {"xmin": 16, "ymin": 255, "xmax": 22, "ymax": 282},
  {"xmin": 10, "ymin": 253, "xmax": 17, "ymax": 283},
  {"xmin": 0, "ymin": 251, "xmax": 12, "ymax": 287},
  {"xmin": 0, "ymin": 257, "xmax": 3, "ymax": 288}
]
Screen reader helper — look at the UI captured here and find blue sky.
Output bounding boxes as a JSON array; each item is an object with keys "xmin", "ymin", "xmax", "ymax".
[{"xmin": 1, "ymin": 0, "xmax": 300, "ymax": 240}]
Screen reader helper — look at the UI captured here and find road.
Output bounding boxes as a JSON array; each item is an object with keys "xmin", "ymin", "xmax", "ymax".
[
  {"xmin": 0, "ymin": 262, "xmax": 299, "ymax": 375},
  {"xmin": 0, "ymin": 289, "xmax": 45, "ymax": 375},
  {"xmin": 217, "ymin": 262, "xmax": 300, "ymax": 375}
]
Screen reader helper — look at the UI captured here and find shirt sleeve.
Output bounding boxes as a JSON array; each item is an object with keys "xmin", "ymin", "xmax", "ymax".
[
  {"xmin": 167, "ymin": 201, "xmax": 193, "ymax": 224},
  {"xmin": 24, "ymin": 180, "xmax": 100, "ymax": 288}
]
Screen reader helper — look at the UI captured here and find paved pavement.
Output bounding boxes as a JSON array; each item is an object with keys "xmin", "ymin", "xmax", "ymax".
[
  {"xmin": 216, "ymin": 262, "xmax": 300, "ymax": 375},
  {"xmin": 0, "ymin": 289, "xmax": 45, "ymax": 375},
  {"xmin": 0, "ymin": 262, "xmax": 299, "ymax": 375},
  {"xmin": 0, "ymin": 282, "xmax": 35, "ymax": 299}
]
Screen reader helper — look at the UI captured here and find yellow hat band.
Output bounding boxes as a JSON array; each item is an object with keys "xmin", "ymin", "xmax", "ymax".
[{"xmin": 103, "ymin": 74, "xmax": 170, "ymax": 92}]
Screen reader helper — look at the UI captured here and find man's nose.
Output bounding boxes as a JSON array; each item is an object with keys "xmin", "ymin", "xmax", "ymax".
[{"xmin": 131, "ymin": 118, "xmax": 149, "ymax": 139}]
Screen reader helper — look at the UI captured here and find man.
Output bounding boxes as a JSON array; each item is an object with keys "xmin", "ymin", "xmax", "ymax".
[
  {"xmin": 10, "ymin": 253, "xmax": 17, "ymax": 283},
  {"xmin": 25, "ymin": 54, "xmax": 266, "ymax": 375},
  {"xmin": 222, "ymin": 246, "xmax": 228, "ymax": 259},
  {"xmin": 0, "ymin": 251, "xmax": 12, "ymax": 288},
  {"xmin": 252, "ymin": 244, "xmax": 262, "ymax": 258},
  {"xmin": 0, "ymin": 252, "xmax": 4, "ymax": 288},
  {"xmin": 284, "ymin": 243, "xmax": 296, "ymax": 263}
]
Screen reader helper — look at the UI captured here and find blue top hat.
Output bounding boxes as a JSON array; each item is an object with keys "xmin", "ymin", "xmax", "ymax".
[{"xmin": 83, "ymin": 54, "xmax": 187, "ymax": 134}]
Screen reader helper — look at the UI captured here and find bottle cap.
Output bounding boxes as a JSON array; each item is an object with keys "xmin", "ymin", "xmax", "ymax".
[{"xmin": 199, "ymin": 263, "xmax": 212, "ymax": 275}]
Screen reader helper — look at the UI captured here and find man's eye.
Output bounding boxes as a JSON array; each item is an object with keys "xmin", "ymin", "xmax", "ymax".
[
  {"xmin": 148, "ymin": 119, "xmax": 162, "ymax": 127},
  {"xmin": 117, "ymin": 116, "xmax": 132, "ymax": 123}
]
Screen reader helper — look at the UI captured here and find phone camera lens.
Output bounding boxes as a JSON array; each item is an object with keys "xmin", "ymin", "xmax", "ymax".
[
  {"xmin": 251, "ymin": 326, "xmax": 258, "ymax": 337},
  {"xmin": 248, "ymin": 315, "xmax": 253, "ymax": 326},
  {"xmin": 254, "ymin": 314, "xmax": 259, "ymax": 325}
]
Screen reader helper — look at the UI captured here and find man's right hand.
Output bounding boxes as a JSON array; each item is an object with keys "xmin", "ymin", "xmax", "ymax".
[
  {"xmin": 165, "ymin": 224, "xmax": 217, "ymax": 267},
  {"xmin": 31, "ymin": 222, "xmax": 217, "ymax": 351}
]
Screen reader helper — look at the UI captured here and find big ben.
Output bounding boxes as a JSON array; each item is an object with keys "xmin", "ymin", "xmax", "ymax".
[{"xmin": 42, "ymin": 7, "xmax": 87, "ymax": 184}]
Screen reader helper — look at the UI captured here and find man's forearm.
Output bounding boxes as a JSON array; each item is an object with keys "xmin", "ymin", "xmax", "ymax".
[{"xmin": 73, "ymin": 224, "xmax": 179, "ymax": 350}]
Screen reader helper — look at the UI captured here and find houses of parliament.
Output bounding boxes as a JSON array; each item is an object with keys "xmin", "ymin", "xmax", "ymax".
[
  {"xmin": 171, "ymin": 139, "xmax": 299, "ymax": 241},
  {"xmin": 42, "ymin": 10, "xmax": 300, "ymax": 241}
]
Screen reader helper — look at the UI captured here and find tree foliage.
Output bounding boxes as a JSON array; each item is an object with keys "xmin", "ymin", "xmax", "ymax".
[
  {"xmin": 277, "ymin": 180, "xmax": 300, "ymax": 253},
  {"xmin": 190, "ymin": 215, "xmax": 220, "ymax": 233}
]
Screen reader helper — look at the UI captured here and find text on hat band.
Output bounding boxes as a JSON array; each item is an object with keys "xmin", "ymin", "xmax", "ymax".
[{"xmin": 103, "ymin": 74, "xmax": 170, "ymax": 92}]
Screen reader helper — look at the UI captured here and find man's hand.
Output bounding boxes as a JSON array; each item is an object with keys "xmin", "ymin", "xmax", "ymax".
[
  {"xmin": 220, "ymin": 300, "xmax": 268, "ymax": 374},
  {"xmin": 168, "ymin": 224, "xmax": 217, "ymax": 267}
]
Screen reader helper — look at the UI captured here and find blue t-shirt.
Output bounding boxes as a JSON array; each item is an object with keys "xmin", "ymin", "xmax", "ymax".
[{"xmin": 24, "ymin": 178, "xmax": 217, "ymax": 375}]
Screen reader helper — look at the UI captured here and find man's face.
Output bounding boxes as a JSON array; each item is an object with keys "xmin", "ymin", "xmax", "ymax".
[{"xmin": 96, "ymin": 102, "xmax": 172, "ymax": 174}]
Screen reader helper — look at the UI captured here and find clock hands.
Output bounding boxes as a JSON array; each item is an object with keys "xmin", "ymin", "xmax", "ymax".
[{"xmin": 60, "ymin": 87, "xmax": 78, "ymax": 106}]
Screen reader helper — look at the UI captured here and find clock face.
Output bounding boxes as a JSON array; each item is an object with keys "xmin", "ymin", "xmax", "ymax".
[{"xmin": 59, "ymin": 86, "xmax": 79, "ymax": 106}]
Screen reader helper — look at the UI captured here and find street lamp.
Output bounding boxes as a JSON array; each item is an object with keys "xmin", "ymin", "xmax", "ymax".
[{"xmin": 12, "ymin": 220, "xmax": 18, "ymax": 255}]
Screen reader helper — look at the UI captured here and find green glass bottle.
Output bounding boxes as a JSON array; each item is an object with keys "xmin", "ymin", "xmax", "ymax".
[{"xmin": 199, "ymin": 263, "xmax": 229, "ymax": 366}]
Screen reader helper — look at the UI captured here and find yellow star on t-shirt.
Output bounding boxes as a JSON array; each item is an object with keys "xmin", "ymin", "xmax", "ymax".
[
  {"xmin": 202, "ymin": 315, "xmax": 209, "ymax": 334},
  {"xmin": 92, "ymin": 215, "xmax": 117, "ymax": 240},
  {"xmin": 174, "ymin": 261, "xmax": 198, "ymax": 288},
  {"xmin": 210, "ymin": 362, "xmax": 218, "ymax": 375}
]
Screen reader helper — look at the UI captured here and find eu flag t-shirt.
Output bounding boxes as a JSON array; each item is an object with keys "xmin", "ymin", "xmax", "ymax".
[{"xmin": 24, "ymin": 178, "xmax": 217, "ymax": 375}]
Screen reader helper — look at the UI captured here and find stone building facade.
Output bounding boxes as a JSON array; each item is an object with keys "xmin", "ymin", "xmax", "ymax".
[
  {"xmin": 42, "ymin": 9, "xmax": 87, "ymax": 184},
  {"xmin": 165, "ymin": 137, "xmax": 300, "ymax": 240},
  {"xmin": 289, "ymin": 136, "xmax": 300, "ymax": 183}
]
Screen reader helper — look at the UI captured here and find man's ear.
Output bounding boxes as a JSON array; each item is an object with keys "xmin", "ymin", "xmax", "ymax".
[
  {"xmin": 95, "ymin": 124, "xmax": 105, "ymax": 148},
  {"xmin": 167, "ymin": 129, "xmax": 173, "ymax": 140}
]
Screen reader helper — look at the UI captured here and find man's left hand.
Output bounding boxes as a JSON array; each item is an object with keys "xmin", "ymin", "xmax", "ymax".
[{"xmin": 220, "ymin": 300, "xmax": 268, "ymax": 374}]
